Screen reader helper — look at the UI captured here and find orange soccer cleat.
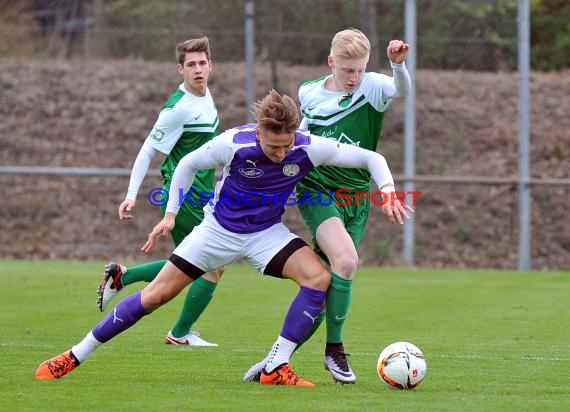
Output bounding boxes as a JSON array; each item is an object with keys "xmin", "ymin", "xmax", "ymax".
[
  {"xmin": 260, "ymin": 363, "xmax": 315, "ymax": 387},
  {"xmin": 35, "ymin": 350, "xmax": 80, "ymax": 380}
]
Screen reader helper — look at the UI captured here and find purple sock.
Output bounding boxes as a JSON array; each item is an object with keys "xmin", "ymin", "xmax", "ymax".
[
  {"xmin": 280, "ymin": 286, "xmax": 326, "ymax": 342},
  {"xmin": 92, "ymin": 292, "xmax": 149, "ymax": 343}
]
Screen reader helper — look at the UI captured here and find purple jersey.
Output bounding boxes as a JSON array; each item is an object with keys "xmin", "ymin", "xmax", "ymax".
[
  {"xmin": 166, "ymin": 124, "xmax": 395, "ymax": 234},
  {"xmin": 212, "ymin": 126, "xmax": 314, "ymax": 233}
]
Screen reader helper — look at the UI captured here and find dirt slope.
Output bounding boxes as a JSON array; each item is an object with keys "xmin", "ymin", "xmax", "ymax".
[{"xmin": 1, "ymin": 59, "xmax": 568, "ymax": 270}]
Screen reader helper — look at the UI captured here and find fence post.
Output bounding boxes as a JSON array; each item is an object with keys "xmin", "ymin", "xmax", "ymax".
[
  {"xmin": 403, "ymin": 0, "xmax": 416, "ymax": 267},
  {"xmin": 517, "ymin": 0, "xmax": 531, "ymax": 271},
  {"xmin": 245, "ymin": 0, "xmax": 255, "ymax": 123}
]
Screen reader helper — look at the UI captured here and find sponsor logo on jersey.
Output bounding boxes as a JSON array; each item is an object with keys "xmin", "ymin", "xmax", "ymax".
[
  {"xmin": 239, "ymin": 168, "xmax": 264, "ymax": 178},
  {"xmin": 320, "ymin": 128, "xmax": 361, "ymax": 146},
  {"xmin": 321, "ymin": 127, "xmax": 338, "ymax": 138},
  {"xmin": 336, "ymin": 132, "xmax": 361, "ymax": 147},
  {"xmin": 282, "ymin": 164, "xmax": 300, "ymax": 176}
]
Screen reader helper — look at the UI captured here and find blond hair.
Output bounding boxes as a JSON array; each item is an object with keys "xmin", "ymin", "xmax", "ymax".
[
  {"xmin": 253, "ymin": 89, "xmax": 299, "ymax": 134},
  {"xmin": 176, "ymin": 36, "xmax": 211, "ymax": 64},
  {"xmin": 330, "ymin": 28, "xmax": 370, "ymax": 59}
]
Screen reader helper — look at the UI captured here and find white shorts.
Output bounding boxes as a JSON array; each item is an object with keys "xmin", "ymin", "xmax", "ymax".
[{"xmin": 172, "ymin": 212, "xmax": 300, "ymax": 274}]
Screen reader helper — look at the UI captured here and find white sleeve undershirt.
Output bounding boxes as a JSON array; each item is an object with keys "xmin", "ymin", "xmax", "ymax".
[
  {"xmin": 125, "ymin": 140, "xmax": 159, "ymax": 201},
  {"xmin": 381, "ymin": 61, "xmax": 411, "ymax": 98},
  {"xmin": 165, "ymin": 132, "xmax": 234, "ymax": 215}
]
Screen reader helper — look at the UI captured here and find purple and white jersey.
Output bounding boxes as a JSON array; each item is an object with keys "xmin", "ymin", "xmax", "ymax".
[{"xmin": 166, "ymin": 124, "xmax": 394, "ymax": 234}]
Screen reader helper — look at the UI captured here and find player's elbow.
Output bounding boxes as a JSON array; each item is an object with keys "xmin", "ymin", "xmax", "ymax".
[{"xmin": 395, "ymin": 86, "xmax": 410, "ymax": 97}]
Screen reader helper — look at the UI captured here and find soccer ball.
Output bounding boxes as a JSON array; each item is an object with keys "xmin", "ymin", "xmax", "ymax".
[{"xmin": 377, "ymin": 341, "xmax": 427, "ymax": 389}]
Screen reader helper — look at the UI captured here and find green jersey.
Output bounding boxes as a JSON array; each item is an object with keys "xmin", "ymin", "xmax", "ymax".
[
  {"xmin": 147, "ymin": 84, "xmax": 219, "ymax": 195},
  {"xmin": 297, "ymin": 72, "xmax": 394, "ymax": 192}
]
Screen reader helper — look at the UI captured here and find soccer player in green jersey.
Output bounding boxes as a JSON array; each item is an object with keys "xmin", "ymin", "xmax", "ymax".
[
  {"xmin": 97, "ymin": 37, "xmax": 224, "ymax": 346},
  {"xmin": 297, "ymin": 29, "xmax": 411, "ymax": 383},
  {"xmin": 244, "ymin": 28, "xmax": 411, "ymax": 384}
]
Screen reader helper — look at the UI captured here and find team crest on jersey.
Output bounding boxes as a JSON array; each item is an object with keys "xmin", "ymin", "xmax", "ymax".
[
  {"xmin": 239, "ymin": 167, "xmax": 264, "ymax": 178},
  {"xmin": 282, "ymin": 164, "xmax": 300, "ymax": 176},
  {"xmin": 338, "ymin": 93, "xmax": 353, "ymax": 109}
]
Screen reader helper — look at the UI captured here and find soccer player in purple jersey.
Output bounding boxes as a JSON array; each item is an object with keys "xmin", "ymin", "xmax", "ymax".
[
  {"xmin": 35, "ymin": 90, "xmax": 411, "ymax": 386},
  {"xmin": 246, "ymin": 29, "xmax": 411, "ymax": 384}
]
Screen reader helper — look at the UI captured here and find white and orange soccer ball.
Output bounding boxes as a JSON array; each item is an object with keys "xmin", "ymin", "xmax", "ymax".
[{"xmin": 377, "ymin": 341, "xmax": 427, "ymax": 389}]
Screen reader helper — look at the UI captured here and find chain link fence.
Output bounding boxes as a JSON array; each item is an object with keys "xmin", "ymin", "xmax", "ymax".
[
  {"xmin": 2, "ymin": 0, "xmax": 519, "ymax": 70},
  {"xmin": 1, "ymin": 0, "xmax": 568, "ymax": 269}
]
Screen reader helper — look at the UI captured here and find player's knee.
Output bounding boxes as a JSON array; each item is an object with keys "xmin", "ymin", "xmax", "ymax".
[
  {"xmin": 141, "ymin": 288, "xmax": 175, "ymax": 312},
  {"xmin": 330, "ymin": 250, "xmax": 358, "ymax": 279},
  {"xmin": 308, "ymin": 269, "xmax": 331, "ymax": 291}
]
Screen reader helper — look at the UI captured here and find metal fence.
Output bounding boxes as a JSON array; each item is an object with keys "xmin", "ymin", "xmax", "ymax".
[
  {"xmin": 2, "ymin": 0, "xmax": 521, "ymax": 70},
  {"xmin": 1, "ymin": 0, "xmax": 568, "ymax": 270}
]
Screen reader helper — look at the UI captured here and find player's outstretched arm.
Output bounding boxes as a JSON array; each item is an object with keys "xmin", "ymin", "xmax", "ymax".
[
  {"xmin": 308, "ymin": 136, "xmax": 414, "ymax": 225},
  {"xmin": 120, "ymin": 141, "xmax": 159, "ymax": 220}
]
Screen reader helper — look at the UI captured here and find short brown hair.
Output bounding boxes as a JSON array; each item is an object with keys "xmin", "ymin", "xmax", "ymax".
[
  {"xmin": 176, "ymin": 36, "xmax": 211, "ymax": 64},
  {"xmin": 330, "ymin": 28, "xmax": 370, "ymax": 60},
  {"xmin": 252, "ymin": 89, "xmax": 299, "ymax": 134}
]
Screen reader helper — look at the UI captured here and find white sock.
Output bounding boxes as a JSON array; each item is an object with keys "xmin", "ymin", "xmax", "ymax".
[
  {"xmin": 264, "ymin": 336, "xmax": 297, "ymax": 373},
  {"xmin": 71, "ymin": 331, "xmax": 102, "ymax": 363}
]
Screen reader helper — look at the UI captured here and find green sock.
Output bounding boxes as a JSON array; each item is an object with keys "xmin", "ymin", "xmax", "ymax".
[
  {"xmin": 121, "ymin": 260, "xmax": 167, "ymax": 286},
  {"xmin": 295, "ymin": 312, "xmax": 325, "ymax": 352},
  {"xmin": 326, "ymin": 272, "xmax": 352, "ymax": 343},
  {"xmin": 170, "ymin": 276, "xmax": 218, "ymax": 338}
]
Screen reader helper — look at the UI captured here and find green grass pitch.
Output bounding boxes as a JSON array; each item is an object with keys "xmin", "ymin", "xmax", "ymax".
[{"xmin": 1, "ymin": 260, "xmax": 569, "ymax": 411}]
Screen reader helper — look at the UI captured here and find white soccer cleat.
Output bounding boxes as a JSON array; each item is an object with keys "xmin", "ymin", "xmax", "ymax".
[
  {"xmin": 324, "ymin": 345, "xmax": 357, "ymax": 384},
  {"xmin": 97, "ymin": 263, "xmax": 126, "ymax": 312},
  {"xmin": 165, "ymin": 330, "xmax": 218, "ymax": 347},
  {"xmin": 242, "ymin": 356, "xmax": 268, "ymax": 382}
]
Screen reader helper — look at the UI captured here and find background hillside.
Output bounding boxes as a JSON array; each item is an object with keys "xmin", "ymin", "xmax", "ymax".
[{"xmin": 1, "ymin": 59, "xmax": 568, "ymax": 270}]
